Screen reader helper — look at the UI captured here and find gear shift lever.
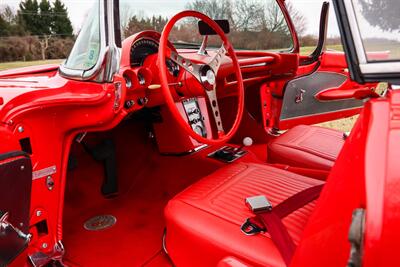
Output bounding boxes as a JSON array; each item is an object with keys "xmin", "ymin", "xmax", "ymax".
[
  {"xmin": 210, "ymin": 137, "xmax": 253, "ymax": 163},
  {"xmin": 237, "ymin": 137, "xmax": 253, "ymax": 151}
]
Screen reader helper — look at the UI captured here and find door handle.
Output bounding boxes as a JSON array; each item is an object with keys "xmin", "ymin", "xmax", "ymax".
[
  {"xmin": 315, "ymin": 87, "xmax": 379, "ymax": 101},
  {"xmin": 0, "ymin": 212, "xmax": 31, "ymax": 242}
]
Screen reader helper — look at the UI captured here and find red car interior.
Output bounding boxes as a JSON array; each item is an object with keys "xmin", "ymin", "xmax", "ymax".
[
  {"xmin": 267, "ymin": 125, "xmax": 345, "ymax": 171},
  {"xmin": 164, "ymin": 162, "xmax": 324, "ymax": 267},
  {"xmin": 1, "ymin": 1, "xmax": 397, "ymax": 266}
]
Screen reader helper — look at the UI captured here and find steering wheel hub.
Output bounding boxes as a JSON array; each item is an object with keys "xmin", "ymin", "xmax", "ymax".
[{"xmin": 200, "ymin": 66, "xmax": 216, "ymax": 91}]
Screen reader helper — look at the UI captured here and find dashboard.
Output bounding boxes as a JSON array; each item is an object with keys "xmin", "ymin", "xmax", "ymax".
[
  {"xmin": 115, "ymin": 30, "xmax": 299, "ymax": 144},
  {"xmin": 118, "ymin": 30, "xmax": 298, "ymax": 113}
]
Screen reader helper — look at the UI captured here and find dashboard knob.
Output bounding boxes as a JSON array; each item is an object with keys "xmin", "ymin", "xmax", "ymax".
[
  {"xmin": 124, "ymin": 100, "xmax": 135, "ymax": 109},
  {"xmin": 138, "ymin": 97, "xmax": 149, "ymax": 106}
]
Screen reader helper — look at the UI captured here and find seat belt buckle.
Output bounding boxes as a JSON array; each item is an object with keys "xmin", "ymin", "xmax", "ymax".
[{"xmin": 245, "ymin": 195, "xmax": 272, "ymax": 214}]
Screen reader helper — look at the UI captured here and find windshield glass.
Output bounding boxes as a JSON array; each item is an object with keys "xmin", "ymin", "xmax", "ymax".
[
  {"xmin": 351, "ymin": 0, "xmax": 400, "ymax": 62},
  {"xmin": 119, "ymin": 0, "xmax": 293, "ymax": 51},
  {"xmin": 64, "ymin": 0, "xmax": 101, "ymax": 70}
]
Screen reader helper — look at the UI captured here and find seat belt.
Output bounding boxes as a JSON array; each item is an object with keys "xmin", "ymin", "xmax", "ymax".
[{"xmin": 242, "ymin": 184, "xmax": 324, "ymax": 266}]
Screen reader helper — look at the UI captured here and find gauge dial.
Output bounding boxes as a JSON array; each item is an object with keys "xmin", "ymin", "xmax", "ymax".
[
  {"xmin": 130, "ymin": 38, "xmax": 159, "ymax": 67},
  {"xmin": 130, "ymin": 37, "xmax": 179, "ymax": 77}
]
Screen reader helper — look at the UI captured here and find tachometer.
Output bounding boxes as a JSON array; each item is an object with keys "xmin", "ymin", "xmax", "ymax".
[{"xmin": 130, "ymin": 38, "xmax": 159, "ymax": 67}]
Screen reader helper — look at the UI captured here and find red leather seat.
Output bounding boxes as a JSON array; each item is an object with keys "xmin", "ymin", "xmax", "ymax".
[
  {"xmin": 268, "ymin": 125, "xmax": 345, "ymax": 171},
  {"xmin": 164, "ymin": 162, "xmax": 324, "ymax": 267}
]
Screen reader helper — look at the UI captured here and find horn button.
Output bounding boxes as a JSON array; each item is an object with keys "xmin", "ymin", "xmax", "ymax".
[{"xmin": 200, "ymin": 66, "xmax": 216, "ymax": 91}]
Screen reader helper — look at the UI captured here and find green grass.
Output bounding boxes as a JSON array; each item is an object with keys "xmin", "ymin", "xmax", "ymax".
[
  {"xmin": 300, "ymin": 44, "xmax": 344, "ymax": 56},
  {"xmin": 0, "ymin": 59, "xmax": 63, "ymax": 71},
  {"xmin": 316, "ymin": 115, "xmax": 358, "ymax": 132}
]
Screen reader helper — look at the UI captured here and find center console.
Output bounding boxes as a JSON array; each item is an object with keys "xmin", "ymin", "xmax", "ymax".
[
  {"xmin": 152, "ymin": 97, "xmax": 212, "ymax": 154},
  {"xmin": 182, "ymin": 98, "xmax": 207, "ymax": 138}
]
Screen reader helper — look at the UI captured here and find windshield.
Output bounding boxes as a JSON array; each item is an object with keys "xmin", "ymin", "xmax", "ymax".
[
  {"xmin": 350, "ymin": 0, "xmax": 400, "ymax": 62},
  {"xmin": 64, "ymin": 0, "xmax": 101, "ymax": 70},
  {"xmin": 119, "ymin": 0, "xmax": 293, "ymax": 51}
]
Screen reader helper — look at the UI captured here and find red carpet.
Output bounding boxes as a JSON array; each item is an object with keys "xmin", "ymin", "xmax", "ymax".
[{"xmin": 62, "ymin": 120, "xmax": 223, "ymax": 266}]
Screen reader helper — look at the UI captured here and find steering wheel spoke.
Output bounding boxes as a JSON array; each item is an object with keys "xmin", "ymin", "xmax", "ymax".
[
  {"xmin": 205, "ymin": 89, "xmax": 224, "ymax": 134},
  {"xmin": 208, "ymin": 45, "xmax": 227, "ymax": 75},
  {"xmin": 159, "ymin": 10, "xmax": 244, "ymax": 145},
  {"xmin": 170, "ymin": 51, "xmax": 202, "ymax": 82}
]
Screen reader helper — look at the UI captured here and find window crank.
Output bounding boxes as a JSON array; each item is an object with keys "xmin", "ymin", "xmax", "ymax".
[{"xmin": 295, "ymin": 89, "xmax": 305, "ymax": 104}]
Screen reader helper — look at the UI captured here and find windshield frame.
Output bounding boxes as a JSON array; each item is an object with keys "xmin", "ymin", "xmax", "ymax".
[
  {"xmin": 335, "ymin": 0, "xmax": 400, "ymax": 81},
  {"xmin": 59, "ymin": 0, "xmax": 108, "ymax": 81}
]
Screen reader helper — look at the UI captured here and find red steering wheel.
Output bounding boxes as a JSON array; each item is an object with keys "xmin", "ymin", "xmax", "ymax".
[{"xmin": 158, "ymin": 11, "xmax": 245, "ymax": 145}]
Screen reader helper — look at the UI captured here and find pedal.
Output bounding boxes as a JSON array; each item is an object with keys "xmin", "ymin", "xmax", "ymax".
[{"xmin": 81, "ymin": 139, "xmax": 119, "ymax": 198}]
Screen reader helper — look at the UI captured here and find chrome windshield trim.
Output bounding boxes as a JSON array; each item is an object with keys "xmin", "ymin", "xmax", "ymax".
[
  {"xmin": 59, "ymin": 0, "xmax": 108, "ymax": 82},
  {"xmin": 343, "ymin": 0, "xmax": 367, "ymax": 64},
  {"xmin": 104, "ymin": 0, "xmax": 121, "ymax": 82}
]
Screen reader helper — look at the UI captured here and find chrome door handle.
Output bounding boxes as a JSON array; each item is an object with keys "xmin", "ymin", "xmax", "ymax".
[{"xmin": 0, "ymin": 212, "xmax": 31, "ymax": 242}]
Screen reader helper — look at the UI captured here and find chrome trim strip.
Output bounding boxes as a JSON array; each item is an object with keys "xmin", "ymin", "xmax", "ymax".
[
  {"xmin": 280, "ymin": 105, "xmax": 364, "ymax": 121},
  {"xmin": 344, "ymin": 0, "xmax": 367, "ymax": 64},
  {"xmin": 240, "ymin": 62, "xmax": 268, "ymax": 69},
  {"xmin": 32, "ymin": 165, "xmax": 57, "ymax": 180},
  {"xmin": 360, "ymin": 62, "xmax": 400, "ymax": 74},
  {"xmin": 104, "ymin": 0, "xmax": 121, "ymax": 82}
]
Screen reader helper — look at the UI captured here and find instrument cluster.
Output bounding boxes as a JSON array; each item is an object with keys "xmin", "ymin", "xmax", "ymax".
[{"xmin": 123, "ymin": 37, "xmax": 180, "ymax": 93}]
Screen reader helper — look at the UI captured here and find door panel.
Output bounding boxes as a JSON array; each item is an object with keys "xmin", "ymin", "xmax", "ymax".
[
  {"xmin": 277, "ymin": 51, "xmax": 376, "ymax": 129},
  {"xmin": 0, "ymin": 151, "xmax": 32, "ymax": 266},
  {"xmin": 279, "ymin": 70, "xmax": 364, "ymax": 121}
]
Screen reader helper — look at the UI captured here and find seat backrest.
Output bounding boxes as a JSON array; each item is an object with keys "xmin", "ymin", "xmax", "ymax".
[{"xmin": 291, "ymin": 90, "xmax": 400, "ymax": 267}]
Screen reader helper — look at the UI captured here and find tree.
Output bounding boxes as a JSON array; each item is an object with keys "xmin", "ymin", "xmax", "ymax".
[
  {"xmin": 38, "ymin": 0, "xmax": 52, "ymax": 35},
  {"xmin": 185, "ymin": 0, "xmax": 234, "ymax": 23},
  {"xmin": 52, "ymin": 0, "xmax": 73, "ymax": 37},
  {"xmin": 0, "ymin": 14, "xmax": 10, "ymax": 36},
  {"xmin": 19, "ymin": 0, "xmax": 41, "ymax": 35},
  {"xmin": 285, "ymin": 1, "xmax": 307, "ymax": 37},
  {"xmin": 124, "ymin": 15, "xmax": 168, "ymax": 37},
  {"xmin": 234, "ymin": 0, "xmax": 265, "ymax": 31},
  {"xmin": 359, "ymin": 0, "xmax": 400, "ymax": 32},
  {"xmin": 2, "ymin": 6, "xmax": 16, "ymax": 24},
  {"xmin": 0, "ymin": 5, "xmax": 26, "ymax": 36}
]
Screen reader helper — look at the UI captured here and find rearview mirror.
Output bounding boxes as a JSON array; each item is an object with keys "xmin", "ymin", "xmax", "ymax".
[{"xmin": 198, "ymin": 19, "xmax": 230, "ymax": 36}]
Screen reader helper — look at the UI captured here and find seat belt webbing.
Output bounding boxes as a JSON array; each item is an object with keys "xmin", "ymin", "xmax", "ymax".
[
  {"xmin": 245, "ymin": 184, "xmax": 324, "ymax": 266},
  {"xmin": 274, "ymin": 184, "xmax": 324, "ymax": 218}
]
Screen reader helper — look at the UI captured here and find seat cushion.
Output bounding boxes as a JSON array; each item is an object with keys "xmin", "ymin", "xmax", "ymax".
[
  {"xmin": 164, "ymin": 163, "xmax": 324, "ymax": 267},
  {"xmin": 268, "ymin": 125, "xmax": 345, "ymax": 171}
]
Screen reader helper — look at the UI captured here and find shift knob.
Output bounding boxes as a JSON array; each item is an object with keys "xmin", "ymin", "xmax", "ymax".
[{"xmin": 243, "ymin": 137, "xmax": 253, "ymax": 147}]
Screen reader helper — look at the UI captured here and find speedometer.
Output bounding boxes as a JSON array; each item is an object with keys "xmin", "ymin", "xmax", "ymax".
[
  {"xmin": 130, "ymin": 38, "xmax": 159, "ymax": 67},
  {"xmin": 130, "ymin": 37, "xmax": 180, "ymax": 77}
]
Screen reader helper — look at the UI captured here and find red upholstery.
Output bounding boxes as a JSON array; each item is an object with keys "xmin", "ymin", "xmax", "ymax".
[
  {"xmin": 268, "ymin": 125, "xmax": 345, "ymax": 171},
  {"xmin": 164, "ymin": 163, "xmax": 324, "ymax": 267}
]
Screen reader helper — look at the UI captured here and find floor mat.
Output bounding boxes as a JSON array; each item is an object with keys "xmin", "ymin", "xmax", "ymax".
[{"xmin": 62, "ymin": 120, "xmax": 223, "ymax": 267}]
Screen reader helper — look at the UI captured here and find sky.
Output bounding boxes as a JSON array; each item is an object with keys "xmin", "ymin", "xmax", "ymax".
[{"xmin": 0, "ymin": 0, "xmax": 398, "ymax": 40}]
